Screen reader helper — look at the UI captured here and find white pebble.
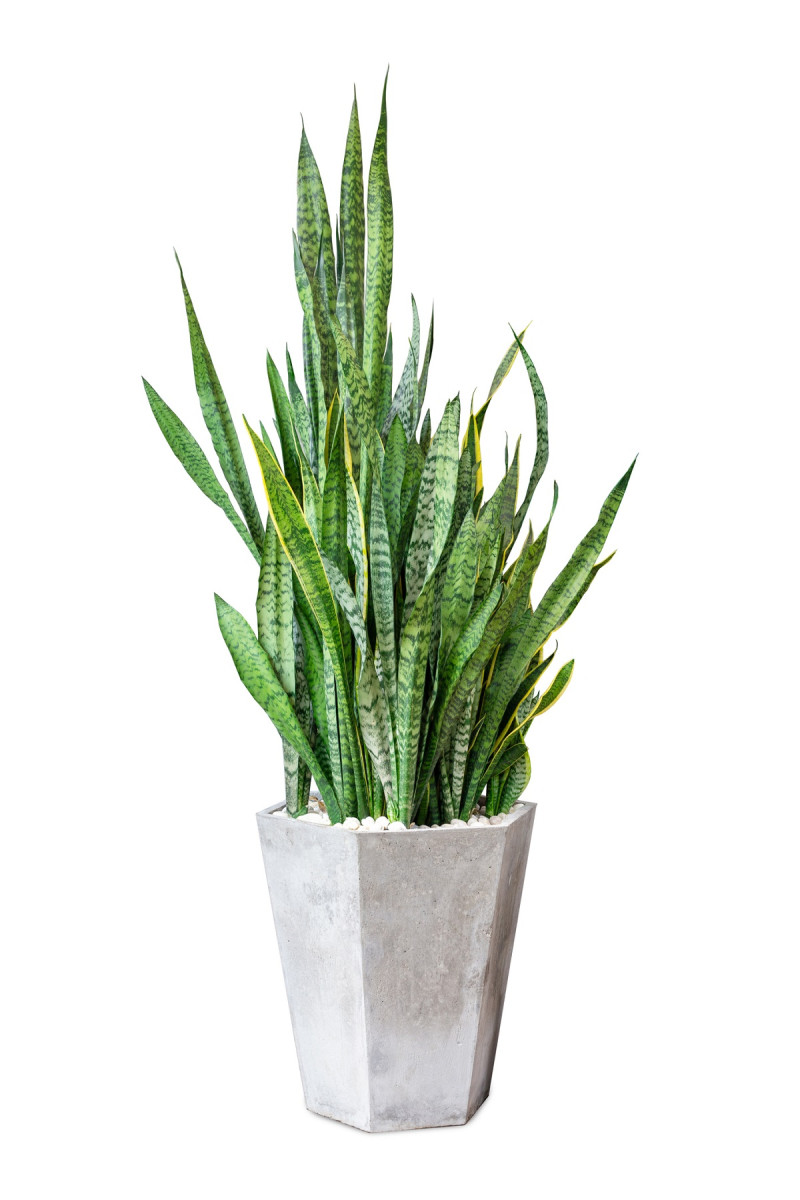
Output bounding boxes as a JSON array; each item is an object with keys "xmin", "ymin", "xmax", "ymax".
[
  {"xmin": 416, "ymin": 824, "xmax": 430, "ymax": 830},
  {"xmin": 449, "ymin": 818, "xmax": 467, "ymax": 827},
  {"xmin": 510, "ymin": 803, "xmax": 524, "ymax": 813},
  {"xmin": 373, "ymin": 816, "xmax": 390, "ymax": 830},
  {"xmin": 489, "ymin": 815, "xmax": 505, "ymax": 826},
  {"xmin": 361, "ymin": 816, "xmax": 375, "ymax": 828},
  {"xmin": 297, "ymin": 812, "xmax": 326, "ymax": 824},
  {"xmin": 273, "ymin": 808, "xmax": 289, "ymax": 818},
  {"xmin": 476, "ymin": 815, "xmax": 491, "ymax": 826},
  {"xmin": 467, "ymin": 816, "xmax": 479, "ymax": 826},
  {"xmin": 387, "ymin": 821, "xmax": 407, "ymax": 831},
  {"xmin": 342, "ymin": 817, "xmax": 361, "ymax": 830},
  {"xmin": 479, "ymin": 806, "xmax": 487, "ymax": 816}
]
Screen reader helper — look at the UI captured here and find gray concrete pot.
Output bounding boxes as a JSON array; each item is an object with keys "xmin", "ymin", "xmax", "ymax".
[{"xmin": 256, "ymin": 801, "xmax": 536, "ymax": 1132}]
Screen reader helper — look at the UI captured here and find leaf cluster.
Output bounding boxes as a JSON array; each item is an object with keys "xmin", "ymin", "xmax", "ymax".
[{"xmin": 145, "ymin": 78, "xmax": 635, "ymax": 824}]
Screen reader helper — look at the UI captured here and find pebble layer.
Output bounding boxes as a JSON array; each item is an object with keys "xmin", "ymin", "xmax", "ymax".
[{"xmin": 272, "ymin": 802, "xmax": 528, "ymax": 829}]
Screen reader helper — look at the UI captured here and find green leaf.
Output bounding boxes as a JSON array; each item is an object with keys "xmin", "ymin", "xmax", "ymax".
[
  {"xmin": 419, "ymin": 408, "xmax": 432, "ymax": 455},
  {"xmin": 339, "ymin": 89, "xmax": 365, "ymax": 360},
  {"xmin": 321, "ymin": 405, "xmax": 349, "ymax": 578},
  {"xmin": 439, "ymin": 509, "xmax": 478, "ymax": 667},
  {"xmin": 499, "ymin": 751, "xmax": 531, "ymax": 813},
  {"xmin": 416, "ymin": 580, "xmax": 503, "ymax": 798},
  {"xmin": 439, "ymin": 757, "xmax": 455, "ymax": 823},
  {"xmin": 448, "ymin": 683, "xmax": 477, "ymax": 816},
  {"xmin": 416, "ymin": 304, "xmax": 434, "ymax": 421},
  {"xmin": 257, "ymin": 519, "xmax": 295, "ymax": 697},
  {"xmin": 294, "ymin": 235, "xmax": 333, "ymax": 459},
  {"xmin": 292, "ymin": 618, "xmax": 313, "ymax": 813},
  {"xmin": 295, "ymin": 602, "xmax": 329, "ymax": 777},
  {"xmin": 383, "ymin": 296, "xmax": 420, "ymax": 439},
  {"xmin": 286, "ymin": 347, "xmax": 316, "ymax": 475},
  {"xmin": 345, "ymin": 460, "xmax": 368, "ymax": 618},
  {"xmin": 295, "ymin": 434, "xmax": 323, "ymax": 542},
  {"xmin": 364, "ymin": 71, "xmax": 393, "ymax": 408},
  {"xmin": 330, "ymin": 312, "xmax": 384, "ymax": 474},
  {"xmin": 143, "ymin": 379, "xmax": 260, "ymax": 563},
  {"xmin": 266, "ymin": 352, "xmax": 302, "ymax": 498},
  {"xmin": 474, "ymin": 323, "xmax": 530, "ymax": 434},
  {"xmin": 512, "ymin": 335, "xmax": 550, "ymax": 541},
  {"xmin": 215, "ymin": 595, "xmax": 340, "ymax": 821},
  {"xmin": 418, "ymin": 526, "xmax": 548, "ymax": 796},
  {"xmin": 461, "ymin": 608, "xmax": 539, "ymax": 811},
  {"xmin": 382, "ymin": 415, "xmax": 407, "ymax": 570},
  {"xmin": 527, "ymin": 460, "xmax": 636, "ymax": 655},
  {"xmin": 397, "ymin": 577, "xmax": 434, "ymax": 825},
  {"xmin": 175, "ymin": 255, "xmax": 264, "ymax": 547},
  {"xmin": 529, "ymin": 658, "xmax": 575, "ymax": 718},
  {"xmin": 404, "ymin": 397, "xmax": 461, "ymax": 616},
  {"xmin": 554, "ymin": 552, "xmax": 617, "ymax": 629},
  {"xmin": 320, "ymin": 549, "xmax": 397, "ymax": 815},
  {"xmin": 296, "ymin": 123, "xmax": 336, "ymax": 318},
  {"xmin": 257, "ymin": 520, "xmax": 300, "ymax": 812},
  {"xmin": 497, "ymin": 649, "xmax": 556, "ymax": 742},
  {"xmin": 369, "ymin": 476, "xmax": 398, "ymax": 720},
  {"xmin": 301, "ymin": 313, "xmax": 324, "ymax": 474},
  {"xmin": 247, "ymin": 420, "xmax": 349, "ymax": 691}
]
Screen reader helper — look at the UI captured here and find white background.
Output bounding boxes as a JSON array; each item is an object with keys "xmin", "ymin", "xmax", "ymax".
[{"xmin": 3, "ymin": 1, "xmax": 798, "ymax": 1196}]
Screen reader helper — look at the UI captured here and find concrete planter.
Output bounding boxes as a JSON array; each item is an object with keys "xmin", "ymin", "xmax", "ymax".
[{"xmin": 256, "ymin": 802, "xmax": 536, "ymax": 1132}]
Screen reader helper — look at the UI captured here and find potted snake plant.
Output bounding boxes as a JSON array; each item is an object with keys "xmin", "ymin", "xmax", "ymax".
[{"xmin": 144, "ymin": 75, "xmax": 634, "ymax": 1132}]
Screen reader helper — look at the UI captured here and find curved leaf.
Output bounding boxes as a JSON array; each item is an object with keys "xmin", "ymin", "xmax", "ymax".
[
  {"xmin": 144, "ymin": 379, "xmax": 259, "ymax": 562},
  {"xmin": 215, "ymin": 595, "xmax": 340, "ymax": 821},
  {"xmin": 175, "ymin": 255, "xmax": 264, "ymax": 546}
]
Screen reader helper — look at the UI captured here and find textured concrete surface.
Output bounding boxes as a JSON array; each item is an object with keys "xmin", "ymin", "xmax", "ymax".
[{"xmin": 256, "ymin": 805, "xmax": 536, "ymax": 1132}]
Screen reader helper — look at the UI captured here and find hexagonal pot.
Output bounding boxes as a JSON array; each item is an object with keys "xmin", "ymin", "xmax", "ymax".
[{"xmin": 256, "ymin": 801, "xmax": 536, "ymax": 1132}]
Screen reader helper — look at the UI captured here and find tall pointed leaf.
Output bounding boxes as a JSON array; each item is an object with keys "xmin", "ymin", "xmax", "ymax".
[
  {"xmin": 364, "ymin": 73, "xmax": 393, "ymax": 410},
  {"xmin": 296, "ymin": 123, "xmax": 336, "ymax": 316},
  {"xmin": 175, "ymin": 255, "xmax": 264, "ymax": 546},
  {"xmin": 512, "ymin": 334, "xmax": 550, "ymax": 540},
  {"xmin": 339, "ymin": 90, "xmax": 365, "ymax": 360}
]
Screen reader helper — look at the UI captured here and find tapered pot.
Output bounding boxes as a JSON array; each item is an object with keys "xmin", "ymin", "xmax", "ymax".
[{"xmin": 256, "ymin": 801, "xmax": 536, "ymax": 1132}]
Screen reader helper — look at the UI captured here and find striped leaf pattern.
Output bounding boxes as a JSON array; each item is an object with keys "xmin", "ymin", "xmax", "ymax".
[{"xmin": 364, "ymin": 73, "xmax": 393, "ymax": 413}]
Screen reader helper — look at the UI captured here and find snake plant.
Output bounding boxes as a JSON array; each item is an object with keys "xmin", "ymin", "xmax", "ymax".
[{"xmin": 144, "ymin": 77, "xmax": 634, "ymax": 826}]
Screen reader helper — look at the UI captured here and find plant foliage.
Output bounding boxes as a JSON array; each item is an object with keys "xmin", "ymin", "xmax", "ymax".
[{"xmin": 145, "ymin": 76, "xmax": 635, "ymax": 825}]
